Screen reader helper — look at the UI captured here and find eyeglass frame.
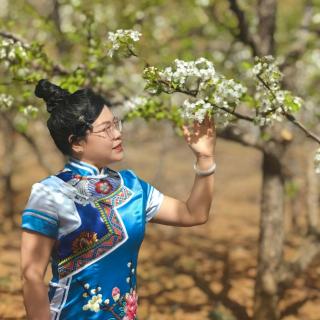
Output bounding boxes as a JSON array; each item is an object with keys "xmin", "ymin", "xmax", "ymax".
[{"xmin": 88, "ymin": 116, "xmax": 123, "ymax": 139}]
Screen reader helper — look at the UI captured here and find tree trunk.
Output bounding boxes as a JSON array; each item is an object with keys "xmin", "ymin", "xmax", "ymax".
[
  {"xmin": 283, "ymin": 138, "xmax": 308, "ymax": 233},
  {"xmin": 0, "ymin": 117, "xmax": 15, "ymax": 231},
  {"xmin": 253, "ymin": 1, "xmax": 283, "ymax": 318},
  {"xmin": 289, "ymin": 175, "xmax": 306, "ymax": 232},
  {"xmin": 306, "ymin": 143, "xmax": 319, "ymax": 234},
  {"xmin": 253, "ymin": 151, "xmax": 285, "ymax": 320},
  {"xmin": 257, "ymin": 0, "xmax": 277, "ymax": 55}
]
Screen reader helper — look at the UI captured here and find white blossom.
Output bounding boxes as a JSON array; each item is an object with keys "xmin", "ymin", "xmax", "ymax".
[
  {"xmin": 23, "ymin": 105, "xmax": 38, "ymax": 117},
  {"xmin": 312, "ymin": 12, "xmax": 320, "ymax": 24},
  {"xmin": 0, "ymin": 39, "xmax": 28, "ymax": 62},
  {"xmin": 8, "ymin": 49, "xmax": 16, "ymax": 60},
  {"xmin": 214, "ymin": 79, "xmax": 247, "ymax": 106},
  {"xmin": 180, "ymin": 99, "xmax": 213, "ymax": 123},
  {"xmin": 195, "ymin": 0, "xmax": 210, "ymax": 6},
  {"xmin": 252, "ymin": 56, "xmax": 282, "ymax": 90},
  {"xmin": 252, "ymin": 62, "xmax": 262, "ymax": 75},
  {"xmin": 0, "ymin": 39, "xmax": 14, "ymax": 47},
  {"xmin": 251, "ymin": 56, "xmax": 293, "ymax": 126},
  {"xmin": 195, "ymin": 108, "xmax": 207, "ymax": 123},
  {"xmin": 123, "ymin": 96, "xmax": 148, "ymax": 112},
  {"xmin": 0, "ymin": 94, "xmax": 14, "ymax": 111},
  {"xmin": 275, "ymin": 91, "xmax": 285, "ymax": 104},
  {"xmin": 158, "ymin": 57, "xmax": 219, "ymax": 91},
  {"xmin": 0, "ymin": 48, "xmax": 6, "ymax": 59},
  {"xmin": 314, "ymin": 148, "xmax": 320, "ymax": 174},
  {"xmin": 293, "ymin": 96, "xmax": 303, "ymax": 109},
  {"xmin": 107, "ymin": 29, "xmax": 142, "ymax": 57},
  {"xmin": 82, "ymin": 294, "xmax": 103, "ymax": 313}
]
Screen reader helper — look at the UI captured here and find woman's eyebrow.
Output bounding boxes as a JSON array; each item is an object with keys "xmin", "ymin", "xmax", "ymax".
[{"xmin": 95, "ymin": 117, "xmax": 115, "ymax": 126}]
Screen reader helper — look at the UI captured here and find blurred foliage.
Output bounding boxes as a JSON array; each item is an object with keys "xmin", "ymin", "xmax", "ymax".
[
  {"xmin": 208, "ymin": 303, "xmax": 237, "ymax": 320},
  {"xmin": 0, "ymin": 0, "xmax": 320, "ymax": 134},
  {"xmin": 284, "ymin": 179, "xmax": 301, "ymax": 199}
]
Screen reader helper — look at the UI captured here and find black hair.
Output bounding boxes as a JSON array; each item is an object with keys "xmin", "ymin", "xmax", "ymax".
[{"xmin": 35, "ymin": 79, "xmax": 111, "ymax": 156}]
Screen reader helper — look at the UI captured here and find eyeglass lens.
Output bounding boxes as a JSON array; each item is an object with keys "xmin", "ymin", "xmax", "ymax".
[{"xmin": 106, "ymin": 118, "xmax": 122, "ymax": 138}]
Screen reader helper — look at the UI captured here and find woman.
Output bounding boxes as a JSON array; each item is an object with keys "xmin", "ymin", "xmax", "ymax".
[{"xmin": 20, "ymin": 79, "xmax": 216, "ymax": 320}]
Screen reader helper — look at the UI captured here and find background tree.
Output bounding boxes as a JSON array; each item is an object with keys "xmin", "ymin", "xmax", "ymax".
[{"xmin": 0, "ymin": 1, "xmax": 320, "ymax": 319}]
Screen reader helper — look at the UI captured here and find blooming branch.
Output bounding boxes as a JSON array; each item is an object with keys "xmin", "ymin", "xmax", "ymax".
[{"xmin": 107, "ymin": 29, "xmax": 142, "ymax": 58}]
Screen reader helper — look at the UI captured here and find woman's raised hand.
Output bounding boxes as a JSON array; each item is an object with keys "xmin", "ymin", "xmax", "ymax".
[{"xmin": 182, "ymin": 115, "xmax": 216, "ymax": 158}]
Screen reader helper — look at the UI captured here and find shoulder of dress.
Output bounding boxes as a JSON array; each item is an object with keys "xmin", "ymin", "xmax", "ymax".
[
  {"xmin": 36, "ymin": 175, "xmax": 67, "ymax": 193},
  {"xmin": 118, "ymin": 169, "xmax": 138, "ymax": 180},
  {"xmin": 118, "ymin": 169, "xmax": 140, "ymax": 188}
]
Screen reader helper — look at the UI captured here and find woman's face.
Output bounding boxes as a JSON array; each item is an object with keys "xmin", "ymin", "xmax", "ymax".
[{"xmin": 74, "ymin": 106, "xmax": 124, "ymax": 169}]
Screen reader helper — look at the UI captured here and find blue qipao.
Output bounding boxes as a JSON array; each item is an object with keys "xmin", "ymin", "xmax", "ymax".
[{"xmin": 21, "ymin": 158, "xmax": 164, "ymax": 320}]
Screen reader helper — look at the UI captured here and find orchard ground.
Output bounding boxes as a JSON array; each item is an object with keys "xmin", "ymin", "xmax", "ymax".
[{"xmin": 0, "ymin": 119, "xmax": 319, "ymax": 320}]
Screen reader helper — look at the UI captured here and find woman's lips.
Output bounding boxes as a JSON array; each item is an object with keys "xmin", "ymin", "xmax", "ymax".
[{"xmin": 113, "ymin": 144, "xmax": 123, "ymax": 152}]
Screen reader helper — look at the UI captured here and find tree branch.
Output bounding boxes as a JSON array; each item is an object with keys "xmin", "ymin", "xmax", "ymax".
[
  {"xmin": 280, "ymin": 0, "xmax": 314, "ymax": 70},
  {"xmin": 257, "ymin": 75, "xmax": 320, "ymax": 144},
  {"xmin": 228, "ymin": 0, "xmax": 259, "ymax": 56},
  {"xmin": 0, "ymin": 31, "xmax": 69, "ymax": 76},
  {"xmin": 215, "ymin": 104, "xmax": 255, "ymax": 122},
  {"xmin": 257, "ymin": 0, "xmax": 277, "ymax": 55},
  {"xmin": 278, "ymin": 231, "xmax": 320, "ymax": 289},
  {"xmin": 2, "ymin": 113, "xmax": 55, "ymax": 174},
  {"xmin": 0, "ymin": 31, "xmax": 27, "ymax": 47},
  {"xmin": 207, "ymin": 4, "xmax": 238, "ymax": 39},
  {"xmin": 218, "ymin": 124, "xmax": 264, "ymax": 151},
  {"xmin": 159, "ymin": 78, "xmax": 256, "ymax": 123}
]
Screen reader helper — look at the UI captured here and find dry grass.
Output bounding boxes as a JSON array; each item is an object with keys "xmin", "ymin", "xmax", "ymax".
[{"xmin": 0, "ymin": 120, "xmax": 319, "ymax": 319}]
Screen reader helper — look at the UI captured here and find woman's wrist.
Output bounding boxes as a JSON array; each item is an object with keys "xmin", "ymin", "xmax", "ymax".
[
  {"xmin": 195, "ymin": 154, "xmax": 216, "ymax": 169},
  {"xmin": 194, "ymin": 154, "xmax": 216, "ymax": 176}
]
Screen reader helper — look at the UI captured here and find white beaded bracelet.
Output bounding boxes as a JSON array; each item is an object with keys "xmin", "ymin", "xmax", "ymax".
[{"xmin": 193, "ymin": 161, "xmax": 217, "ymax": 176}]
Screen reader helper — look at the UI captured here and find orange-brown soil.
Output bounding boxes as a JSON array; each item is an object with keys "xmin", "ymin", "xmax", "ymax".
[{"xmin": 0, "ymin": 121, "xmax": 319, "ymax": 319}]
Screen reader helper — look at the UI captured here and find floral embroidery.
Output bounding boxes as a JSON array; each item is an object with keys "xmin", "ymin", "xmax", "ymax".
[
  {"xmin": 63, "ymin": 170, "xmax": 122, "ymax": 202},
  {"xmin": 56, "ymin": 186, "xmax": 132, "ymax": 278},
  {"xmin": 112, "ymin": 287, "xmax": 121, "ymax": 301},
  {"xmin": 123, "ymin": 290, "xmax": 138, "ymax": 320},
  {"xmin": 79, "ymin": 260, "xmax": 138, "ymax": 319},
  {"xmin": 95, "ymin": 180, "xmax": 113, "ymax": 194},
  {"xmin": 82, "ymin": 290, "xmax": 103, "ymax": 312},
  {"xmin": 71, "ymin": 231, "xmax": 98, "ymax": 254}
]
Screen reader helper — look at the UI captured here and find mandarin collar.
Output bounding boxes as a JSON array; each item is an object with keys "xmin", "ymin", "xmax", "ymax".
[{"xmin": 64, "ymin": 157, "xmax": 108, "ymax": 177}]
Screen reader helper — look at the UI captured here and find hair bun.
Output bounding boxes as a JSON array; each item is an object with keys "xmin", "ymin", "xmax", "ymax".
[{"xmin": 35, "ymin": 79, "xmax": 70, "ymax": 113}]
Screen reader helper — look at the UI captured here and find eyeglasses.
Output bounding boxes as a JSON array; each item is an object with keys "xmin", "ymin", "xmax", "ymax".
[{"xmin": 90, "ymin": 117, "xmax": 122, "ymax": 139}]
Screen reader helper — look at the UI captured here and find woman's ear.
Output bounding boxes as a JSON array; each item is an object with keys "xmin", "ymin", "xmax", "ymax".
[{"xmin": 68, "ymin": 134, "xmax": 85, "ymax": 155}]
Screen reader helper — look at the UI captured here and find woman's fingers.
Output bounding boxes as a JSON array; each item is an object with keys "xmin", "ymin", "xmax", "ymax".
[
  {"xmin": 206, "ymin": 115, "xmax": 215, "ymax": 134},
  {"xmin": 182, "ymin": 124, "xmax": 189, "ymax": 134},
  {"xmin": 183, "ymin": 113, "xmax": 215, "ymax": 144},
  {"xmin": 204, "ymin": 114, "xmax": 214, "ymax": 127},
  {"xmin": 182, "ymin": 125, "xmax": 191, "ymax": 142}
]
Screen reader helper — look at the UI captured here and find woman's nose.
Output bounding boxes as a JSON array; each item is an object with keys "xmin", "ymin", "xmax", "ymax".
[{"xmin": 112, "ymin": 127, "xmax": 122, "ymax": 139}]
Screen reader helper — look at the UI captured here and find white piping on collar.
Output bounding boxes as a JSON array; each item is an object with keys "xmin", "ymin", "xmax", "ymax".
[{"xmin": 68, "ymin": 157, "xmax": 105, "ymax": 176}]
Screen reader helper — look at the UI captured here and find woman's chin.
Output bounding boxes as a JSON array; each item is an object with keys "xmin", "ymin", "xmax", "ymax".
[{"xmin": 107, "ymin": 153, "xmax": 124, "ymax": 165}]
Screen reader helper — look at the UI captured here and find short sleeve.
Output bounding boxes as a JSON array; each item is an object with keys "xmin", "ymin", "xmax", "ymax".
[
  {"xmin": 21, "ymin": 183, "xmax": 59, "ymax": 239},
  {"xmin": 138, "ymin": 178, "xmax": 164, "ymax": 223}
]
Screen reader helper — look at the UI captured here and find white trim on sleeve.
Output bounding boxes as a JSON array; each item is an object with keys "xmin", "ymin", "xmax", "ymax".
[{"xmin": 145, "ymin": 187, "xmax": 164, "ymax": 222}]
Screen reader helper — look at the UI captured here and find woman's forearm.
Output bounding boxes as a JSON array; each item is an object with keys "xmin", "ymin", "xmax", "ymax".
[
  {"xmin": 186, "ymin": 155, "xmax": 215, "ymax": 223},
  {"xmin": 23, "ymin": 278, "xmax": 51, "ymax": 320}
]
